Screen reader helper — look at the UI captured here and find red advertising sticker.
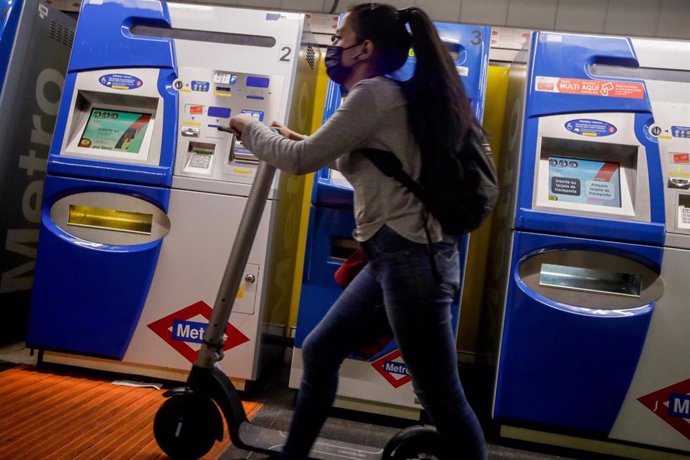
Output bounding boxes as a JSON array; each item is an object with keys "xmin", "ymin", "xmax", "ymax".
[
  {"xmin": 556, "ymin": 78, "xmax": 645, "ymax": 99},
  {"xmin": 535, "ymin": 76, "xmax": 645, "ymax": 99}
]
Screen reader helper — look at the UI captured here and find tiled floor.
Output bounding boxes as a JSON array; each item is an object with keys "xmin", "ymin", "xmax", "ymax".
[{"xmin": 0, "ymin": 343, "xmax": 588, "ymax": 460}]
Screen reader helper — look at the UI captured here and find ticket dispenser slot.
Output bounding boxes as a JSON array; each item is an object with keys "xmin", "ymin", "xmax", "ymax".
[{"xmin": 519, "ymin": 250, "xmax": 664, "ymax": 310}]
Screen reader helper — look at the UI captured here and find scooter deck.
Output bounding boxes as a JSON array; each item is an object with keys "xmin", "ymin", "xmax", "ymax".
[{"xmin": 237, "ymin": 421, "xmax": 384, "ymax": 459}]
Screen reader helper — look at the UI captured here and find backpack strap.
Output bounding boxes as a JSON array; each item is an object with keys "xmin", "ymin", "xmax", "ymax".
[
  {"xmin": 357, "ymin": 148, "xmax": 426, "ymax": 203},
  {"xmin": 356, "ymin": 148, "xmax": 442, "ymax": 284}
]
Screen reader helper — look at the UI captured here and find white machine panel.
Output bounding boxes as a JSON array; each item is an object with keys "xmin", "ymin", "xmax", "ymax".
[{"xmin": 122, "ymin": 189, "xmax": 273, "ymax": 381}]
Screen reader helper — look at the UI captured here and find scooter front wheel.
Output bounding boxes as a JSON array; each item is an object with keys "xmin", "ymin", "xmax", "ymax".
[
  {"xmin": 382, "ymin": 425, "xmax": 442, "ymax": 460},
  {"xmin": 153, "ymin": 393, "xmax": 223, "ymax": 459}
]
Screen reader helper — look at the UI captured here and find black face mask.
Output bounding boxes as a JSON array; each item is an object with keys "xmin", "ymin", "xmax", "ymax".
[{"xmin": 325, "ymin": 42, "xmax": 362, "ymax": 85}]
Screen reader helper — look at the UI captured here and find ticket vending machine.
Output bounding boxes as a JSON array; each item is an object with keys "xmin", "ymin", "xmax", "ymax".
[
  {"xmin": 488, "ymin": 32, "xmax": 690, "ymax": 456},
  {"xmin": 27, "ymin": 0, "xmax": 317, "ymax": 386},
  {"xmin": 0, "ymin": 0, "xmax": 74, "ymax": 345},
  {"xmin": 290, "ymin": 23, "xmax": 491, "ymax": 417}
]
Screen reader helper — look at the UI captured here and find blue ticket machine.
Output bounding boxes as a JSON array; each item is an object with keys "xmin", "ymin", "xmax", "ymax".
[
  {"xmin": 0, "ymin": 0, "xmax": 74, "ymax": 345},
  {"xmin": 27, "ymin": 0, "xmax": 178, "ymax": 358},
  {"xmin": 290, "ymin": 23, "xmax": 491, "ymax": 416},
  {"xmin": 27, "ymin": 0, "xmax": 316, "ymax": 386},
  {"xmin": 489, "ymin": 32, "xmax": 690, "ymax": 455}
]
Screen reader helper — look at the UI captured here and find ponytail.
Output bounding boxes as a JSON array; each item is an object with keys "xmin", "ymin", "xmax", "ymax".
[
  {"xmin": 346, "ymin": 4, "xmax": 472, "ymax": 163},
  {"xmin": 401, "ymin": 7, "xmax": 473, "ymax": 162}
]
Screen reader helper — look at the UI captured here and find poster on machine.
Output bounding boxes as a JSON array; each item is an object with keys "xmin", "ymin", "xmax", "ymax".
[{"xmin": 548, "ymin": 156, "xmax": 621, "ymax": 208}]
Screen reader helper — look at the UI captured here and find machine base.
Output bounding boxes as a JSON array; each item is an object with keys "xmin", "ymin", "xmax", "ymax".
[
  {"xmin": 500, "ymin": 425, "xmax": 690, "ymax": 460},
  {"xmin": 332, "ymin": 395, "xmax": 420, "ymax": 421}
]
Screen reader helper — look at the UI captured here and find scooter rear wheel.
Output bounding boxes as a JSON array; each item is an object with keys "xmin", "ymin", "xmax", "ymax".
[
  {"xmin": 153, "ymin": 393, "xmax": 223, "ymax": 459},
  {"xmin": 382, "ymin": 425, "xmax": 443, "ymax": 460}
]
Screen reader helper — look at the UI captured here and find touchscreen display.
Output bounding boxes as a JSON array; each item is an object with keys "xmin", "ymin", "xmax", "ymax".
[
  {"xmin": 78, "ymin": 109, "xmax": 151, "ymax": 154},
  {"xmin": 548, "ymin": 156, "xmax": 621, "ymax": 208}
]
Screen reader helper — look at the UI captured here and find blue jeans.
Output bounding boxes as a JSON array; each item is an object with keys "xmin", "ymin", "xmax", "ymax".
[{"xmin": 281, "ymin": 225, "xmax": 487, "ymax": 459}]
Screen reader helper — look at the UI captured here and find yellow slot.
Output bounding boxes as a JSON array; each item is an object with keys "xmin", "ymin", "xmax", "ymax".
[{"xmin": 68, "ymin": 205, "xmax": 153, "ymax": 235}]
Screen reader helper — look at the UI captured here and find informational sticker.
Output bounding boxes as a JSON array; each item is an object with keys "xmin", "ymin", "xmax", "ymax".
[
  {"xmin": 565, "ymin": 119, "xmax": 617, "ymax": 137},
  {"xmin": 535, "ymin": 76, "xmax": 645, "ymax": 99},
  {"xmin": 213, "ymin": 72, "xmax": 237, "ymax": 85},
  {"xmin": 98, "ymin": 73, "xmax": 143, "ymax": 90},
  {"xmin": 673, "ymin": 153, "xmax": 690, "ymax": 164},
  {"xmin": 191, "ymin": 80, "xmax": 210, "ymax": 92},
  {"xmin": 186, "ymin": 104, "xmax": 204, "ymax": 115},
  {"xmin": 240, "ymin": 109, "xmax": 264, "ymax": 121},
  {"xmin": 548, "ymin": 156, "xmax": 621, "ymax": 208},
  {"xmin": 672, "ymin": 126, "xmax": 690, "ymax": 139}
]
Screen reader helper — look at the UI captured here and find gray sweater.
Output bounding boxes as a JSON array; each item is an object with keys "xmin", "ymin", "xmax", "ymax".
[{"xmin": 242, "ymin": 76, "xmax": 443, "ymax": 244}]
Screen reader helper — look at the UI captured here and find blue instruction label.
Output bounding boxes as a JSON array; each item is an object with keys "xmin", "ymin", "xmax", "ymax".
[
  {"xmin": 672, "ymin": 126, "xmax": 690, "ymax": 139},
  {"xmin": 241, "ymin": 109, "xmax": 264, "ymax": 121},
  {"xmin": 191, "ymin": 81, "xmax": 210, "ymax": 92},
  {"xmin": 669, "ymin": 393, "xmax": 690, "ymax": 418},
  {"xmin": 565, "ymin": 119, "xmax": 617, "ymax": 137},
  {"xmin": 172, "ymin": 319, "xmax": 207, "ymax": 344},
  {"xmin": 99, "ymin": 73, "xmax": 143, "ymax": 90}
]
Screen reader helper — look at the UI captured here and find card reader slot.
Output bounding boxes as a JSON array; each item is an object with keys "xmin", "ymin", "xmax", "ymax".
[{"xmin": 233, "ymin": 139, "xmax": 258, "ymax": 164}]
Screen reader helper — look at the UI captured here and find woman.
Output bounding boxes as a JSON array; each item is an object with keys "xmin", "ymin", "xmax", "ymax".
[{"xmin": 229, "ymin": 4, "xmax": 487, "ymax": 459}]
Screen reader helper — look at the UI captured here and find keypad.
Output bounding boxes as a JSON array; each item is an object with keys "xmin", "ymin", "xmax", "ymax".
[
  {"xmin": 189, "ymin": 153, "xmax": 212, "ymax": 169},
  {"xmin": 682, "ymin": 208, "xmax": 690, "ymax": 224}
]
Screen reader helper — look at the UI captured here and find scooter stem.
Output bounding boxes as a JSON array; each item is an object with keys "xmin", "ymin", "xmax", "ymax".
[{"xmin": 195, "ymin": 160, "xmax": 277, "ymax": 369}]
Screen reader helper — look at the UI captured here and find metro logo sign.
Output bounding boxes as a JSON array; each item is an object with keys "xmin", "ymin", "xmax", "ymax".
[
  {"xmin": 371, "ymin": 350, "xmax": 412, "ymax": 389},
  {"xmin": 638, "ymin": 378, "xmax": 690, "ymax": 440},
  {"xmin": 148, "ymin": 301, "xmax": 250, "ymax": 363}
]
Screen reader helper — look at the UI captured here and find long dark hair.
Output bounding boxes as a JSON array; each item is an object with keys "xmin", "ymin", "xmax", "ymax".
[{"xmin": 347, "ymin": 4, "xmax": 473, "ymax": 163}]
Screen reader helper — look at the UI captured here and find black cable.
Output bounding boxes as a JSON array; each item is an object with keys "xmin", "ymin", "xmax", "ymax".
[{"xmin": 328, "ymin": 0, "xmax": 339, "ymax": 14}]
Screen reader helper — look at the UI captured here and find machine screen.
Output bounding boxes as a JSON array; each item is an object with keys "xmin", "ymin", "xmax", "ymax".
[
  {"xmin": 78, "ymin": 108, "xmax": 152, "ymax": 154},
  {"xmin": 548, "ymin": 156, "xmax": 621, "ymax": 208}
]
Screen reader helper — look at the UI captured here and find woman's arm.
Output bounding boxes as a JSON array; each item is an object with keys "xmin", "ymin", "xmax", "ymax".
[{"xmin": 229, "ymin": 81, "xmax": 383, "ymax": 175}]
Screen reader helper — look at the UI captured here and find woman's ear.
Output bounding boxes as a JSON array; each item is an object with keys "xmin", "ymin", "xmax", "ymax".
[{"xmin": 357, "ymin": 39, "xmax": 375, "ymax": 61}]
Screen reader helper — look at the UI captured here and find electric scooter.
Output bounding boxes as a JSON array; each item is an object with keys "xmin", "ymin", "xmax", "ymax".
[{"xmin": 153, "ymin": 129, "xmax": 441, "ymax": 459}]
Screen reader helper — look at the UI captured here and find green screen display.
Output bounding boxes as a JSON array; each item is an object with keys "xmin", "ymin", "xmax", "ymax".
[{"xmin": 78, "ymin": 109, "xmax": 151, "ymax": 154}]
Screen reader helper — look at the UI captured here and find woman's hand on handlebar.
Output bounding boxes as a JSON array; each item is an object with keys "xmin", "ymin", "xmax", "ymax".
[
  {"xmin": 228, "ymin": 114, "xmax": 257, "ymax": 139},
  {"xmin": 270, "ymin": 121, "xmax": 306, "ymax": 141}
]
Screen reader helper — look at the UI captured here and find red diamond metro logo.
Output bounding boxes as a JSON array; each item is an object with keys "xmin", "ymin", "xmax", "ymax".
[
  {"xmin": 371, "ymin": 349, "xmax": 412, "ymax": 388},
  {"xmin": 148, "ymin": 300, "xmax": 250, "ymax": 363},
  {"xmin": 638, "ymin": 378, "xmax": 690, "ymax": 440}
]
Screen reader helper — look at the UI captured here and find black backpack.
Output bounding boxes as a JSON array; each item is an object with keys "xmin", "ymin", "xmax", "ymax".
[{"xmin": 359, "ymin": 118, "xmax": 499, "ymax": 236}]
